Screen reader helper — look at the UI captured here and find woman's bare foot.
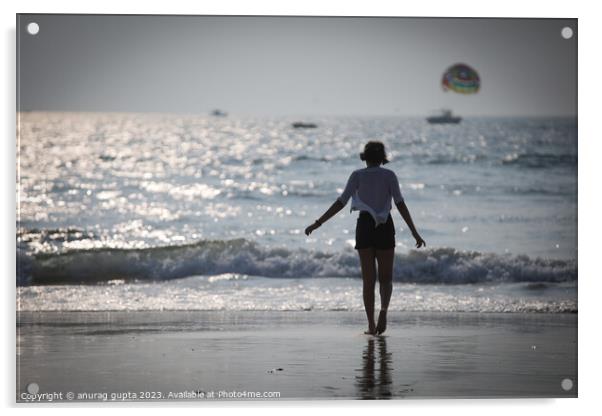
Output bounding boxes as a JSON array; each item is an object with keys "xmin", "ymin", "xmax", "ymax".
[
  {"xmin": 375, "ymin": 310, "xmax": 387, "ymax": 335},
  {"xmin": 364, "ymin": 322, "xmax": 376, "ymax": 335}
]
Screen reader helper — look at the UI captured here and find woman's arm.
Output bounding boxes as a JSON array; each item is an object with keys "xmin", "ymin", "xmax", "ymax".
[
  {"xmin": 306, "ymin": 171, "xmax": 356, "ymax": 236},
  {"xmin": 304, "ymin": 200, "xmax": 345, "ymax": 236},
  {"xmin": 395, "ymin": 200, "xmax": 426, "ymax": 248}
]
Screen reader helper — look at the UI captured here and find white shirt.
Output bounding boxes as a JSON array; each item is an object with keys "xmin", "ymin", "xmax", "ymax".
[{"xmin": 337, "ymin": 166, "xmax": 404, "ymax": 226}]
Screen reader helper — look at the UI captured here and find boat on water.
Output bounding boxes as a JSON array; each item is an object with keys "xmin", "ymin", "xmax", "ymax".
[
  {"xmin": 426, "ymin": 109, "xmax": 461, "ymax": 124},
  {"xmin": 292, "ymin": 122, "xmax": 317, "ymax": 129},
  {"xmin": 211, "ymin": 109, "xmax": 228, "ymax": 117}
]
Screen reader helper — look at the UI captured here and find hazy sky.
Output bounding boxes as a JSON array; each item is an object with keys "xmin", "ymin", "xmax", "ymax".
[{"xmin": 17, "ymin": 15, "xmax": 577, "ymax": 116}]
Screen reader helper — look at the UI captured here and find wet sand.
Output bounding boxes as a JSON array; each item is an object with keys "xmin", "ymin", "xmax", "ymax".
[{"xmin": 16, "ymin": 311, "xmax": 577, "ymax": 401}]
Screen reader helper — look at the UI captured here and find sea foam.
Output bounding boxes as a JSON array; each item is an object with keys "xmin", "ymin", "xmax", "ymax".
[{"xmin": 18, "ymin": 238, "xmax": 577, "ymax": 286}]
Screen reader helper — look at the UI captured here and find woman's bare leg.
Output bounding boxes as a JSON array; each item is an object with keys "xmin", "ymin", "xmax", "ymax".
[
  {"xmin": 358, "ymin": 248, "xmax": 377, "ymax": 334},
  {"xmin": 375, "ymin": 248, "xmax": 394, "ymax": 334}
]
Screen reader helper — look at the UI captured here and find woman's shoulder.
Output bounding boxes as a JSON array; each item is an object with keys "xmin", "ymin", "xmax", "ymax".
[
  {"xmin": 352, "ymin": 166, "xmax": 398, "ymax": 174},
  {"xmin": 353, "ymin": 166, "xmax": 396, "ymax": 173},
  {"xmin": 350, "ymin": 167, "xmax": 365, "ymax": 176},
  {"xmin": 377, "ymin": 166, "xmax": 398, "ymax": 177}
]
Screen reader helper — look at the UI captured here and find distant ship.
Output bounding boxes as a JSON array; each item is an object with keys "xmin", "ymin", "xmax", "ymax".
[
  {"xmin": 211, "ymin": 109, "xmax": 228, "ymax": 117},
  {"xmin": 292, "ymin": 122, "xmax": 317, "ymax": 129},
  {"xmin": 426, "ymin": 109, "xmax": 461, "ymax": 124}
]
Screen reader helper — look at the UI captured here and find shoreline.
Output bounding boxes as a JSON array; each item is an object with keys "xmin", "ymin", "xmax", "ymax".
[{"xmin": 16, "ymin": 277, "xmax": 578, "ymax": 313}]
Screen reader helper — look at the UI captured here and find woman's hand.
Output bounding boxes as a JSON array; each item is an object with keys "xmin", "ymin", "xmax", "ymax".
[
  {"xmin": 413, "ymin": 233, "xmax": 426, "ymax": 248},
  {"xmin": 304, "ymin": 222, "xmax": 321, "ymax": 236}
]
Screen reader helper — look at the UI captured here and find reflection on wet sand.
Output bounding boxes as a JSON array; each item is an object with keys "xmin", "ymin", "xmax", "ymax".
[{"xmin": 355, "ymin": 336, "xmax": 393, "ymax": 399}]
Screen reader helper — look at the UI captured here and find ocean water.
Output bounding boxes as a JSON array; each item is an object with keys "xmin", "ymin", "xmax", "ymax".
[{"xmin": 16, "ymin": 112, "xmax": 577, "ymax": 312}]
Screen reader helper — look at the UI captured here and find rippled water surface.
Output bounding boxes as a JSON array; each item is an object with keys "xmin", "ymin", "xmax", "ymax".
[{"xmin": 17, "ymin": 112, "xmax": 577, "ymax": 311}]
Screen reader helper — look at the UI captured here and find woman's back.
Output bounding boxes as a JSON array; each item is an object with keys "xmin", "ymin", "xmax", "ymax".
[{"xmin": 337, "ymin": 166, "xmax": 404, "ymax": 224}]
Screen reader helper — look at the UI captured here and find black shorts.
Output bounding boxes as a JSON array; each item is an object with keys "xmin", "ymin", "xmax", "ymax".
[{"xmin": 355, "ymin": 211, "xmax": 396, "ymax": 250}]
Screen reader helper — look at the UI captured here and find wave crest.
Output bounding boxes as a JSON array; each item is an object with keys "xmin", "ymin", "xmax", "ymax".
[{"xmin": 17, "ymin": 239, "xmax": 577, "ymax": 286}]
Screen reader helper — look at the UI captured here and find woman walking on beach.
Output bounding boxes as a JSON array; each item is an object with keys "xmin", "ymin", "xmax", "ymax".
[{"xmin": 305, "ymin": 141, "xmax": 426, "ymax": 335}]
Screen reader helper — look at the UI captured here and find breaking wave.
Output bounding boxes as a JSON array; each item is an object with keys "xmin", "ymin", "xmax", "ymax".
[{"xmin": 17, "ymin": 238, "xmax": 577, "ymax": 286}]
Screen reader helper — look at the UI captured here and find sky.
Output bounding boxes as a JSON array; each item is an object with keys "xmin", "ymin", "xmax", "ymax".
[{"xmin": 17, "ymin": 15, "xmax": 577, "ymax": 117}]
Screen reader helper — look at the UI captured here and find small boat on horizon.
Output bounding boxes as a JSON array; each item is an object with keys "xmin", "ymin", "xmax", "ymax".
[
  {"xmin": 211, "ymin": 109, "xmax": 228, "ymax": 117},
  {"xmin": 426, "ymin": 109, "xmax": 461, "ymax": 124},
  {"xmin": 292, "ymin": 122, "xmax": 317, "ymax": 129}
]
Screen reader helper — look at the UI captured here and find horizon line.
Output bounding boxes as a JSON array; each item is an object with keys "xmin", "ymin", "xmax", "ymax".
[{"xmin": 16, "ymin": 110, "xmax": 578, "ymax": 119}]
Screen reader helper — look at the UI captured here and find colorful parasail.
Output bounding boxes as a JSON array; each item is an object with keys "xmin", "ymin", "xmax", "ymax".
[{"xmin": 442, "ymin": 63, "xmax": 480, "ymax": 94}]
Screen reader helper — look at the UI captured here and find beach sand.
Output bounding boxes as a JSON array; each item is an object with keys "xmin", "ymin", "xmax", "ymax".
[{"xmin": 16, "ymin": 311, "xmax": 577, "ymax": 401}]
